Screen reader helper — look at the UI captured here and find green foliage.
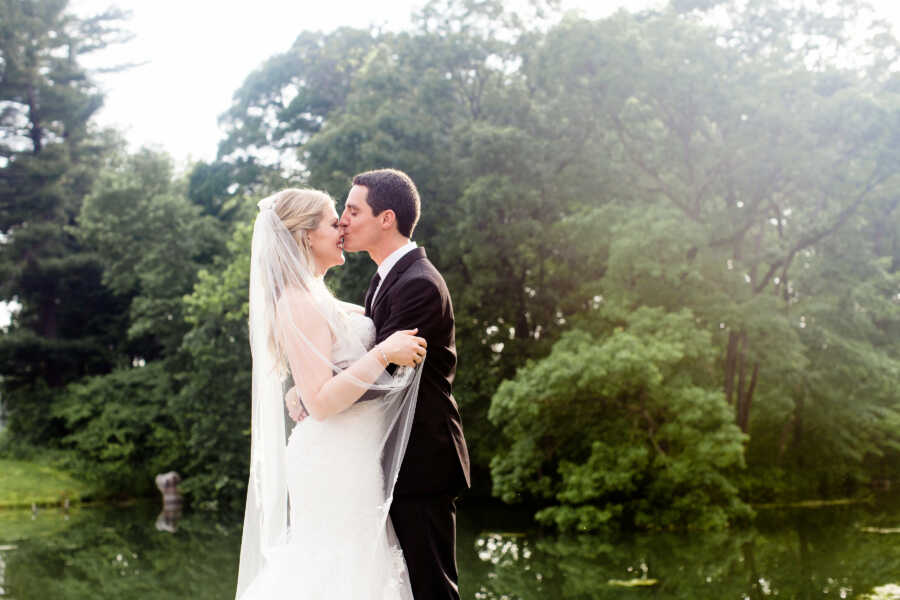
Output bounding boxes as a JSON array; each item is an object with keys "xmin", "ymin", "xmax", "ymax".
[
  {"xmin": 187, "ymin": 159, "xmax": 268, "ymax": 222},
  {"xmin": 0, "ymin": 0, "xmax": 129, "ymax": 439},
  {"xmin": 52, "ymin": 363, "xmax": 182, "ymax": 495},
  {"xmin": 207, "ymin": 0, "xmax": 900, "ymax": 511},
  {"xmin": 77, "ymin": 149, "xmax": 227, "ymax": 358},
  {"xmin": 218, "ymin": 27, "xmax": 379, "ymax": 167},
  {"xmin": 490, "ymin": 307, "xmax": 751, "ymax": 530},
  {"xmin": 173, "ymin": 219, "xmax": 255, "ymax": 509},
  {"xmin": 3, "ymin": 0, "xmax": 900, "ymax": 520}
]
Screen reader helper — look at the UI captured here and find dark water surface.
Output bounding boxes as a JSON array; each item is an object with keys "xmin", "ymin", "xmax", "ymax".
[{"xmin": 1, "ymin": 496, "xmax": 898, "ymax": 599}]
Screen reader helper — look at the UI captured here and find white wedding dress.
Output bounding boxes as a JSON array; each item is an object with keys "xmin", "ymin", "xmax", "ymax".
[{"xmin": 238, "ymin": 312, "xmax": 413, "ymax": 600}]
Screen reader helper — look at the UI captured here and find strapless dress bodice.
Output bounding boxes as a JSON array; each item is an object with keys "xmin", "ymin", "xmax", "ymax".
[{"xmin": 332, "ymin": 311, "xmax": 376, "ymax": 368}]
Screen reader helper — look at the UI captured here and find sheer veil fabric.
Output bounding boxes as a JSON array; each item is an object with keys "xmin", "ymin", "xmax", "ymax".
[{"xmin": 236, "ymin": 194, "xmax": 421, "ymax": 599}]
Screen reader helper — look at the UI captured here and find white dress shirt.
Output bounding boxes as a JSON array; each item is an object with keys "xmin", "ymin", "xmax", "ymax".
[{"xmin": 372, "ymin": 240, "xmax": 418, "ymax": 305}]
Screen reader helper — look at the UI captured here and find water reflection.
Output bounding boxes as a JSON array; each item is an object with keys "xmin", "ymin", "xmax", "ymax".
[
  {"xmin": 0, "ymin": 497, "xmax": 897, "ymax": 599},
  {"xmin": 154, "ymin": 471, "xmax": 184, "ymax": 533},
  {"xmin": 460, "ymin": 498, "xmax": 900, "ymax": 600},
  {"xmin": 154, "ymin": 507, "xmax": 182, "ymax": 534},
  {"xmin": 0, "ymin": 503, "xmax": 239, "ymax": 600}
]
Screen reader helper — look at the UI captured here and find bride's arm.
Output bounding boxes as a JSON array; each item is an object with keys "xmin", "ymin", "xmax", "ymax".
[{"xmin": 278, "ymin": 291, "xmax": 424, "ymax": 421}]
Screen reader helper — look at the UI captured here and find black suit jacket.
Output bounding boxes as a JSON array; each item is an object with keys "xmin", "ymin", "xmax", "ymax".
[{"xmin": 368, "ymin": 247, "xmax": 471, "ymax": 497}]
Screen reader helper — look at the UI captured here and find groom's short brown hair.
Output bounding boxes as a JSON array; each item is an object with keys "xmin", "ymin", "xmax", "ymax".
[{"xmin": 352, "ymin": 168, "xmax": 421, "ymax": 238}]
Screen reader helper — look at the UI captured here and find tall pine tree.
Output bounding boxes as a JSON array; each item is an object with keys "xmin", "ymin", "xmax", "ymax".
[{"xmin": 0, "ymin": 0, "xmax": 128, "ymax": 441}]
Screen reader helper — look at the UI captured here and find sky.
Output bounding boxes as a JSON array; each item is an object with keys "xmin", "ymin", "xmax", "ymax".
[{"xmin": 70, "ymin": 0, "xmax": 657, "ymax": 167}]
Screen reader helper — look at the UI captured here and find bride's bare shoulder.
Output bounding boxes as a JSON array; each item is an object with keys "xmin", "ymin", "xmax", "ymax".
[{"xmin": 276, "ymin": 286, "xmax": 319, "ymax": 318}]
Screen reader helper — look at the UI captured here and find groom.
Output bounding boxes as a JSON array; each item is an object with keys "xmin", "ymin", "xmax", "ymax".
[{"xmin": 340, "ymin": 168, "xmax": 471, "ymax": 600}]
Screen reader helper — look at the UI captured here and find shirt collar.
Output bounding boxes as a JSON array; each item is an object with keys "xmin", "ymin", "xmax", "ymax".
[{"xmin": 377, "ymin": 240, "xmax": 418, "ymax": 281}]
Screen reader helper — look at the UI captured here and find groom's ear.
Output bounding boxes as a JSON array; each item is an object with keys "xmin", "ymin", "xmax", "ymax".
[{"xmin": 378, "ymin": 209, "xmax": 397, "ymax": 230}]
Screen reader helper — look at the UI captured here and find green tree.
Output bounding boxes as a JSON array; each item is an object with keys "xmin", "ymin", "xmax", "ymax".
[
  {"xmin": 187, "ymin": 158, "xmax": 269, "ymax": 223},
  {"xmin": 52, "ymin": 362, "xmax": 182, "ymax": 495},
  {"xmin": 489, "ymin": 306, "xmax": 750, "ymax": 530},
  {"xmin": 62, "ymin": 148, "xmax": 233, "ymax": 499},
  {"xmin": 0, "ymin": 0, "xmax": 128, "ymax": 441},
  {"xmin": 77, "ymin": 149, "xmax": 225, "ymax": 359},
  {"xmin": 198, "ymin": 0, "xmax": 900, "ymax": 512},
  {"xmin": 218, "ymin": 27, "xmax": 378, "ymax": 170},
  {"xmin": 174, "ymin": 216, "xmax": 255, "ymax": 508},
  {"xmin": 593, "ymin": 2, "xmax": 900, "ymax": 493}
]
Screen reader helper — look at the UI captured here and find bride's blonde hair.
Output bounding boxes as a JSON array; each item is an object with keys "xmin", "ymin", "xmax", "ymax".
[
  {"xmin": 266, "ymin": 187, "xmax": 336, "ymax": 371},
  {"xmin": 272, "ymin": 188, "xmax": 334, "ymax": 254}
]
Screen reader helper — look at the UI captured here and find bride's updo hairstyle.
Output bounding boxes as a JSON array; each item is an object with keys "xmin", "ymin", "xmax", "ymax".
[{"xmin": 271, "ymin": 188, "xmax": 334, "ymax": 259}]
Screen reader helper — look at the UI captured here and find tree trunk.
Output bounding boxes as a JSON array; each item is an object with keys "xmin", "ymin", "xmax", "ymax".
[
  {"xmin": 726, "ymin": 330, "xmax": 759, "ymax": 433},
  {"xmin": 27, "ymin": 84, "xmax": 43, "ymax": 155},
  {"xmin": 776, "ymin": 414, "xmax": 794, "ymax": 465},
  {"xmin": 736, "ymin": 332, "xmax": 746, "ymax": 423},
  {"xmin": 794, "ymin": 391, "xmax": 805, "ymax": 470},
  {"xmin": 737, "ymin": 362, "xmax": 759, "ymax": 433},
  {"xmin": 724, "ymin": 330, "xmax": 738, "ymax": 405}
]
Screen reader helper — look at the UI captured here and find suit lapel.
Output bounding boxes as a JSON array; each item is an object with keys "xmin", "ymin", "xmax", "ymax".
[{"xmin": 372, "ymin": 247, "xmax": 426, "ymax": 316}]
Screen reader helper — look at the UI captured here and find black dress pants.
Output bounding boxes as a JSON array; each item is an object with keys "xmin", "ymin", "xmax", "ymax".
[{"xmin": 389, "ymin": 494, "xmax": 460, "ymax": 600}]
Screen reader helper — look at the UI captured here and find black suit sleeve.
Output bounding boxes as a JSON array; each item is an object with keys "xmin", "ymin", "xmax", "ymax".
[{"xmin": 376, "ymin": 276, "xmax": 443, "ymax": 346}]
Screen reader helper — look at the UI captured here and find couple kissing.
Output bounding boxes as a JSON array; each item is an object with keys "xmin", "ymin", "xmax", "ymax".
[{"xmin": 237, "ymin": 168, "xmax": 470, "ymax": 600}]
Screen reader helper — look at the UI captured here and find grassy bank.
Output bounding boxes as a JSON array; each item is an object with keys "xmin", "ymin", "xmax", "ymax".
[{"xmin": 0, "ymin": 458, "xmax": 99, "ymax": 509}]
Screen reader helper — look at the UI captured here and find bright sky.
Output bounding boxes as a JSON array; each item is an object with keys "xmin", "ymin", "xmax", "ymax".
[{"xmin": 70, "ymin": 0, "xmax": 657, "ymax": 166}]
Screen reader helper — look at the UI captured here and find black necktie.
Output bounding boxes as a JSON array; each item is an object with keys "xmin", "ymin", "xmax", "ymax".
[{"xmin": 364, "ymin": 272, "xmax": 381, "ymax": 316}]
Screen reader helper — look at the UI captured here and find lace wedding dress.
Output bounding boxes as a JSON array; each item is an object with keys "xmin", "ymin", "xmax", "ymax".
[{"xmin": 238, "ymin": 311, "xmax": 413, "ymax": 600}]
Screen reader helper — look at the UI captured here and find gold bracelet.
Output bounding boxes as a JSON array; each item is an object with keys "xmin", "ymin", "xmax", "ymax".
[{"xmin": 376, "ymin": 345, "xmax": 389, "ymax": 367}]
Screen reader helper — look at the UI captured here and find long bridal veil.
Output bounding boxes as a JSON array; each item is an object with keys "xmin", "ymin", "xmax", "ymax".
[{"xmin": 236, "ymin": 192, "xmax": 421, "ymax": 599}]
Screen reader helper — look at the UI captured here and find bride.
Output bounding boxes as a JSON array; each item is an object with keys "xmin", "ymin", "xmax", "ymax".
[{"xmin": 236, "ymin": 188, "xmax": 427, "ymax": 600}]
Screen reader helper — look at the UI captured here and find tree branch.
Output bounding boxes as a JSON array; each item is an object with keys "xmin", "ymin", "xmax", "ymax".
[{"xmin": 753, "ymin": 170, "xmax": 888, "ymax": 293}]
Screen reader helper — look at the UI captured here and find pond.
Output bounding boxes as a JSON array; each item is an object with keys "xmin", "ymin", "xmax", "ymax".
[{"xmin": 1, "ymin": 496, "xmax": 898, "ymax": 599}]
